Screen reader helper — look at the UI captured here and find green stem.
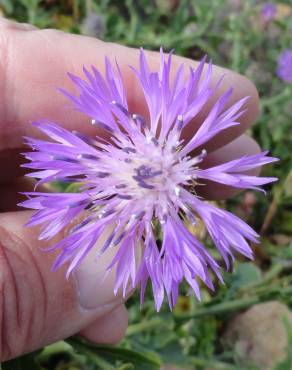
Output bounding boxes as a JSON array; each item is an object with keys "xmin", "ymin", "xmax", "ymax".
[
  {"xmin": 127, "ymin": 318, "xmax": 167, "ymax": 336},
  {"xmin": 189, "ymin": 356, "xmax": 251, "ymax": 370},
  {"xmin": 175, "ymin": 295, "xmax": 260, "ymax": 321},
  {"xmin": 66, "ymin": 338, "xmax": 115, "ymax": 370}
]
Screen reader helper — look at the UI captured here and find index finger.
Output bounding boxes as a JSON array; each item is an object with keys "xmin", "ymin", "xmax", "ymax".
[{"xmin": 0, "ymin": 20, "xmax": 259, "ymax": 166}]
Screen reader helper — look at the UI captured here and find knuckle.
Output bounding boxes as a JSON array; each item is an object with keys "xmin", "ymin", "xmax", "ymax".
[{"xmin": 0, "ymin": 226, "xmax": 47, "ymax": 361}]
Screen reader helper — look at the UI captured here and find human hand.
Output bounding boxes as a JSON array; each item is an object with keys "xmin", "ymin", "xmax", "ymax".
[{"xmin": 0, "ymin": 18, "xmax": 260, "ymax": 361}]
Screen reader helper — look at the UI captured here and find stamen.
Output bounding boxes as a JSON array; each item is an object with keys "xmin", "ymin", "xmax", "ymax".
[
  {"xmin": 111, "ymin": 101, "xmax": 130, "ymax": 117},
  {"xmin": 160, "ymin": 214, "xmax": 168, "ymax": 224},
  {"xmin": 69, "ymin": 216, "xmax": 94, "ymax": 233},
  {"xmin": 134, "ymin": 211, "xmax": 146, "ymax": 220},
  {"xmin": 134, "ymin": 166, "xmax": 163, "ymax": 180},
  {"xmin": 132, "ymin": 114, "xmax": 146, "ymax": 127},
  {"xmin": 187, "ymin": 211, "xmax": 196, "ymax": 225},
  {"xmin": 96, "ymin": 171, "xmax": 110, "ymax": 178},
  {"xmin": 198, "ymin": 149, "xmax": 207, "ymax": 161},
  {"xmin": 151, "ymin": 137, "xmax": 159, "ymax": 146},
  {"xmin": 174, "ymin": 186, "xmax": 181, "ymax": 196},
  {"xmin": 101, "ymin": 231, "xmax": 115, "ymax": 252},
  {"xmin": 113, "ymin": 231, "xmax": 126, "ymax": 245},
  {"xmin": 177, "ymin": 114, "xmax": 184, "ymax": 130},
  {"xmin": 99, "ymin": 209, "xmax": 116, "ymax": 218},
  {"xmin": 122, "ymin": 147, "xmax": 136, "ymax": 154},
  {"xmin": 117, "ymin": 194, "xmax": 133, "ymax": 200},
  {"xmin": 137, "ymin": 181, "xmax": 155, "ymax": 190},
  {"xmin": 72, "ymin": 131, "xmax": 100, "ymax": 146},
  {"xmin": 115, "ymin": 184, "xmax": 127, "ymax": 189},
  {"xmin": 77, "ymin": 154, "xmax": 99, "ymax": 161},
  {"xmin": 53, "ymin": 155, "xmax": 79, "ymax": 163},
  {"xmin": 91, "ymin": 119, "xmax": 114, "ymax": 133},
  {"xmin": 85, "ymin": 202, "xmax": 95, "ymax": 210},
  {"xmin": 68, "ymin": 199, "xmax": 89, "ymax": 208},
  {"xmin": 151, "ymin": 170, "xmax": 163, "ymax": 177}
]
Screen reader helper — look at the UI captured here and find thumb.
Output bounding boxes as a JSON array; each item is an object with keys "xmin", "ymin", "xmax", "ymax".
[{"xmin": 0, "ymin": 211, "xmax": 127, "ymax": 361}]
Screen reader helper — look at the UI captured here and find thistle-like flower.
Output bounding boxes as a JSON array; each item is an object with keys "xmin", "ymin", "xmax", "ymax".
[
  {"xmin": 277, "ymin": 49, "xmax": 292, "ymax": 84},
  {"xmin": 20, "ymin": 50, "xmax": 277, "ymax": 310},
  {"xmin": 261, "ymin": 3, "xmax": 277, "ymax": 23}
]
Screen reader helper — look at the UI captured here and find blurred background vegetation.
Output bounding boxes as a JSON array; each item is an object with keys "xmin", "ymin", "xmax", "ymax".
[{"xmin": 1, "ymin": 0, "xmax": 292, "ymax": 369}]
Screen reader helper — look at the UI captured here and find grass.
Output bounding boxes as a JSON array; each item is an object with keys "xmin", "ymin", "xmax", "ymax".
[{"xmin": 1, "ymin": 0, "xmax": 292, "ymax": 369}]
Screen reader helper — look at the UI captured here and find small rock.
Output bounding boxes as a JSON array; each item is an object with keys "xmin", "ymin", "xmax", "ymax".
[{"xmin": 224, "ymin": 301, "xmax": 292, "ymax": 369}]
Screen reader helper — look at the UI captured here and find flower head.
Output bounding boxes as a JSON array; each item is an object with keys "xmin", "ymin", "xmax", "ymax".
[
  {"xmin": 20, "ymin": 49, "xmax": 277, "ymax": 310},
  {"xmin": 261, "ymin": 3, "xmax": 277, "ymax": 22},
  {"xmin": 277, "ymin": 49, "xmax": 292, "ymax": 84}
]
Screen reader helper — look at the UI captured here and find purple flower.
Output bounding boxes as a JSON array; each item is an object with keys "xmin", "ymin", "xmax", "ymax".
[
  {"xmin": 20, "ymin": 50, "xmax": 278, "ymax": 310},
  {"xmin": 277, "ymin": 49, "xmax": 292, "ymax": 84},
  {"xmin": 261, "ymin": 3, "xmax": 277, "ymax": 22}
]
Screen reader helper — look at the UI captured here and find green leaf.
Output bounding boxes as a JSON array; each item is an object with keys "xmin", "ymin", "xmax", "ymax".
[
  {"xmin": 67, "ymin": 337, "xmax": 161, "ymax": 370},
  {"xmin": 2, "ymin": 352, "xmax": 41, "ymax": 370},
  {"xmin": 225, "ymin": 262, "xmax": 262, "ymax": 298}
]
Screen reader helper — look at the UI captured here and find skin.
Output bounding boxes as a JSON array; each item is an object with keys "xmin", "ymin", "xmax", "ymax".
[{"xmin": 0, "ymin": 17, "xmax": 261, "ymax": 361}]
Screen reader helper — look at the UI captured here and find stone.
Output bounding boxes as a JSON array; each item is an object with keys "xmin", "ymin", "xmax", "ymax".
[{"xmin": 224, "ymin": 301, "xmax": 292, "ymax": 369}]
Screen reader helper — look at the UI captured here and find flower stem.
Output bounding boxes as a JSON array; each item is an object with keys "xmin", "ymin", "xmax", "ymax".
[
  {"xmin": 175, "ymin": 285, "xmax": 292, "ymax": 321},
  {"xmin": 175, "ymin": 296, "xmax": 260, "ymax": 321},
  {"xmin": 127, "ymin": 318, "xmax": 168, "ymax": 336}
]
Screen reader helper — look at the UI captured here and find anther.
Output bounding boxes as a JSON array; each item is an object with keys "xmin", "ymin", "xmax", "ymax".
[
  {"xmin": 77, "ymin": 154, "xmax": 99, "ymax": 161},
  {"xmin": 122, "ymin": 147, "xmax": 136, "ymax": 154},
  {"xmin": 96, "ymin": 171, "xmax": 110, "ymax": 178},
  {"xmin": 53, "ymin": 155, "xmax": 79, "ymax": 163},
  {"xmin": 114, "ymin": 231, "xmax": 126, "ymax": 245},
  {"xmin": 117, "ymin": 194, "xmax": 132, "ymax": 200},
  {"xmin": 177, "ymin": 114, "xmax": 184, "ymax": 130},
  {"xmin": 91, "ymin": 120, "xmax": 114, "ymax": 133},
  {"xmin": 69, "ymin": 199, "xmax": 89, "ymax": 208},
  {"xmin": 115, "ymin": 184, "xmax": 127, "ymax": 189},
  {"xmin": 134, "ymin": 211, "xmax": 146, "ymax": 220},
  {"xmin": 132, "ymin": 114, "xmax": 146, "ymax": 127},
  {"xmin": 111, "ymin": 101, "xmax": 130, "ymax": 117},
  {"xmin": 174, "ymin": 186, "xmax": 181, "ymax": 196},
  {"xmin": 72, "ymin": 131, "xmax": 100, "ymax": 146},
  {"xmin": 151, "ymin": 137, "xmax": 159, "ymax": 146},
  {"xmin": 137, "ymin": 181, "xmax": 155, "ymax": 190}
]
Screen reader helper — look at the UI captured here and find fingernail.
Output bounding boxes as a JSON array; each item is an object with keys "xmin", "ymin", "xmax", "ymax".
[{"xmin": 74, "ymin": 226, "xmax": 120, "ymax": 310}]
